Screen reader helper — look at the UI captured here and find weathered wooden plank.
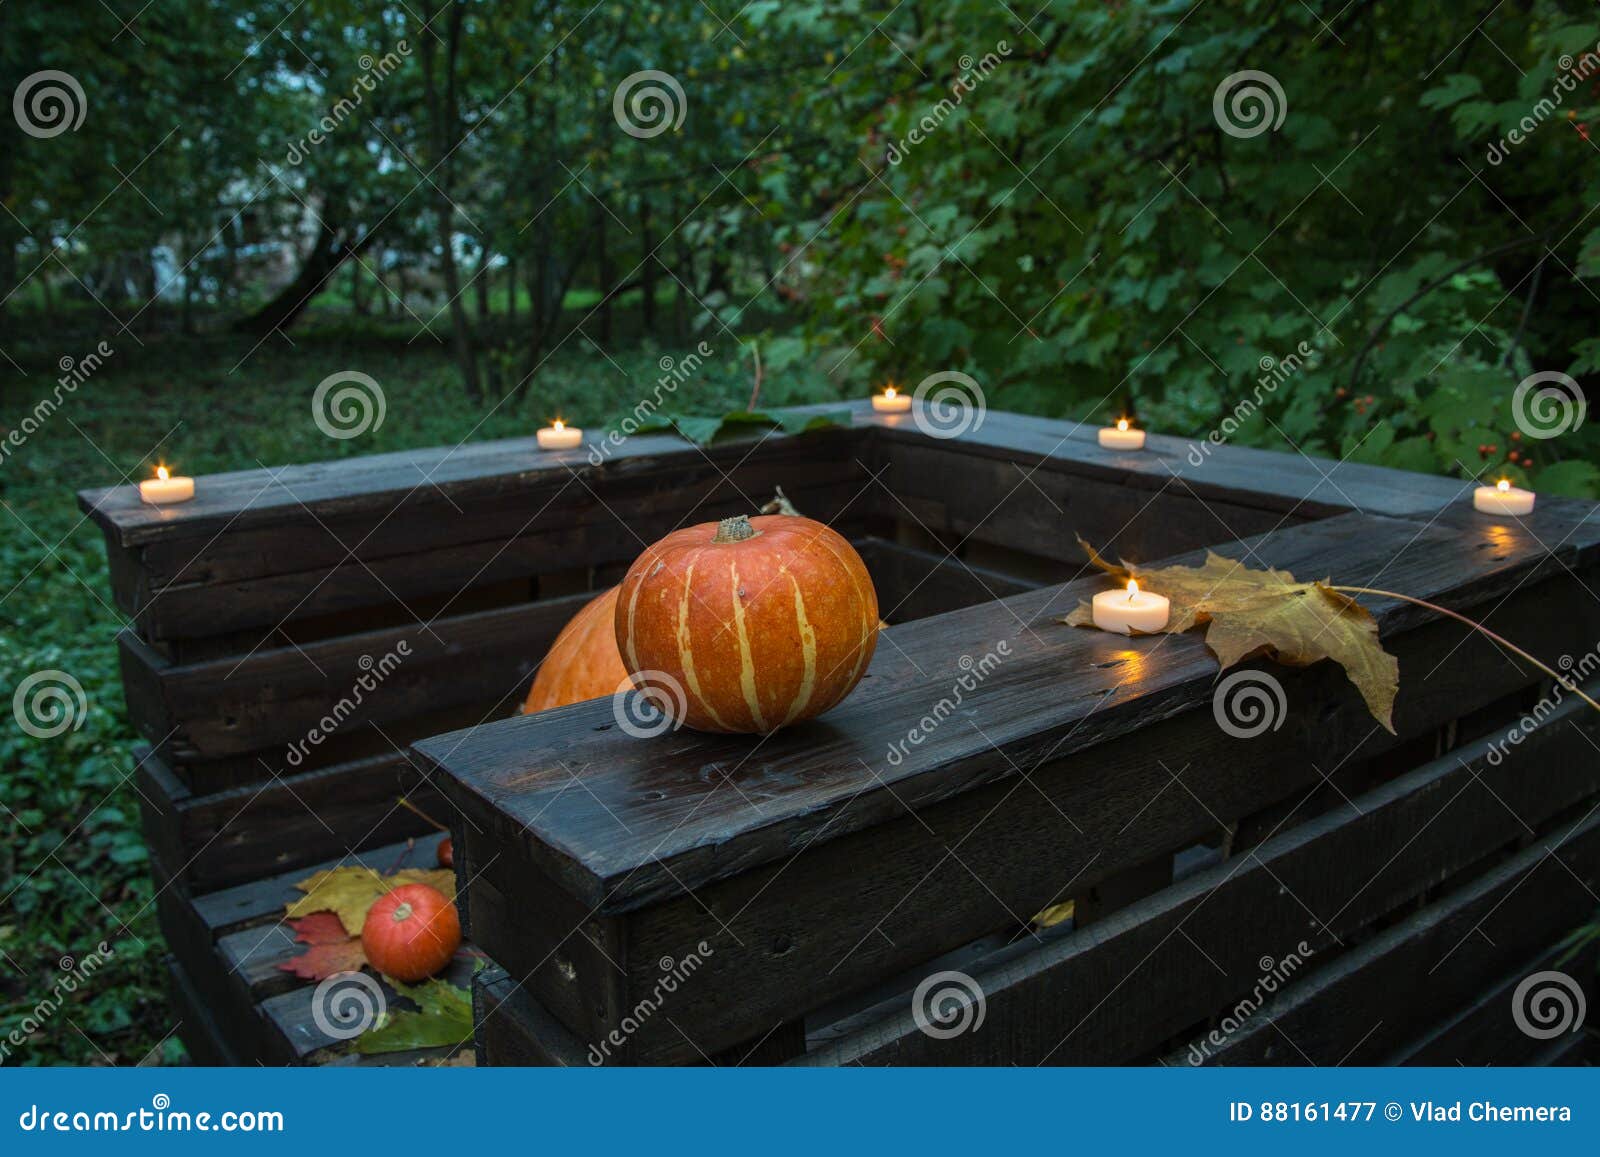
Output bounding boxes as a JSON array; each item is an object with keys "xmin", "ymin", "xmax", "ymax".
[
  {"xmin": 137, "ymin": 746, "xmax": 444, "ymax": 892},
  {"xmin": 1172, "ymin": 809, "xmax": 1600, "ymax": 1065},
  {"xmin": 473, "ymin": 965, "xmax": 590, "ymax": 1067},
  {"xmin": 1387, "ymin": 940, "xmax": 1599, "ymax": 1066},
  {"xmin": 420, "ymin": 509, "xmax": 1595, "ymax": 916},
  {"xmin": 117, "ymin": 591, "xmax": 593, "ymax": 763},
  {"xmin": 853, "ymin": 535, "xmax": 1042, "ymax": 623},
  {"xmin": 879, "ymin": 439, "xmax": 1301, "ymax": 567},
  {"xmin": 77, "ymin": 404, "xmax": 873, "ymax": 549},
  {"xmin": 873, "ymin": 408, "xmax": 1468, "ymax": 520},
  {"xmin": 164, "ymin": 956, "xmax": 241, "ymax": 1067},
  {"xmin": 797, "ymin": 682, "xmax": 1600, "ymax": 1065},
  {"xmin": 449, "ymin": 566, "xmax": 1598, "ymax": 1063}
]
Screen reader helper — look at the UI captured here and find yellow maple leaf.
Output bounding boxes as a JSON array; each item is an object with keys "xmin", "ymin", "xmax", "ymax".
[
  {"xmin": 286, "ymin": 866, "xmax": 457, "ymax": 936},
  {"xmin": 1062, "ymin": 536, "xmax": 1398, "ymax": 733}
]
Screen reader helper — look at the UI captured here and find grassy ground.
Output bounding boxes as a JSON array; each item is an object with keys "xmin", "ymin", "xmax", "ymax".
[{"xmin": 0, "ymin": 303, "xmax": 833, "ymax": 1065}]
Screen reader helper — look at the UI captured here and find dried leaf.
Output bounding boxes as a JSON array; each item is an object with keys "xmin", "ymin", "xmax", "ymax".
[
  {"xmin": 285, "ymin": 866, "xmax": 457, "ymax": 937},
  {"xmin": 276, "ymin": 912, "xmax": 367, "ymax": 981},
  {"xmin": 355, "ymin": 978, "xmax": 474, "ymax": 1055},
  {"xmin": 1062, "ymin": 536, "xmax": 1398, "ymax": 732},
  {"xmin": 1031, "ymin": 899, "xmax": 1075, "ymax": 928}
]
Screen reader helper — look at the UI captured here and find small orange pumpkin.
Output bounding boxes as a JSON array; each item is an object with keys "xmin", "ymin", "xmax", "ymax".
[
  {"xmin": 615, "ymin": 514, "xmax": 878, "ymax": 733},
  {"xmin": 522, "ymin": 587, "xmax": 629, "ymax": 714},
  {"xmin": 361, "ymin": 883, "xmax": 461, "ymax": 982}
]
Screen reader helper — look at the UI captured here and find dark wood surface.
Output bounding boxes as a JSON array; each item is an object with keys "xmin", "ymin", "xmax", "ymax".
[
  {"xmin": 797, "ymin": 681, "xmax": 1600, "ymax": 1064},
  {"xmin": 419, "ymin": 506, "xmax": 1599, "ymax": 916},
  {"xmin": 1172, "ymin": 809, "xmax": 1600, "ymax": 1065},
  {"xmin": 159, "ymin": 833, "xmax": 471, "ymax": 1067},
  {"xmin": 137, "ymin": 745, "xmax": 442, "ymax": 892}
]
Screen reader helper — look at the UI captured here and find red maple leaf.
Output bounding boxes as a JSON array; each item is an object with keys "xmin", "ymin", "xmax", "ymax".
[{"xmin": 276, "ymin": 911, "xmax": 368, "ymax": 981}]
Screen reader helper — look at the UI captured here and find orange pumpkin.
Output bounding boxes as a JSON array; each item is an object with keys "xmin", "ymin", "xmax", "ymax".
[
  {"xmin": 615, "ymin": 514, "xmax": 878, "ymax": 733},
  {"xmin": 361, "ymin": 883, "xmax": 461, "ymax": 982},
  {"xmin": 522, "ymin": 587, "xmax": 629, "ymax": 714}
]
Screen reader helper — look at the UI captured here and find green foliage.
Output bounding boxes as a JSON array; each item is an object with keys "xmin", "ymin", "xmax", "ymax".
[
  {"xmin": 0, "ymin": 317, "xmax": 797, "ymax": 1066},
  {"xmin": 755, "ymin": 0, "xmax": 1600, "ymax": 493}
]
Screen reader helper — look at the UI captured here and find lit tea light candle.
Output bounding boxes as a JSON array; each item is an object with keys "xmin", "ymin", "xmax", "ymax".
[
  {"xmin": 872, "ymin": 385, "xmax": 912, "ymax": 414},
  {"xmin": 536, "ymin": 419, "xmax": 583, "ymax": 451},
  {"xmin": 139, "ymin": 465, "xmax": 194, "ymax": 506},
  {"xmin": 1097, "ymin": 418, "xmax": 1146, "ymax": 451},
  {"xmin": 1473, "ymin": 478, "xmax": 1535, "ymax": 517},
  {"xmin": 1092, "ymin": 579, "xmax": 1170, "ymax": 635}
]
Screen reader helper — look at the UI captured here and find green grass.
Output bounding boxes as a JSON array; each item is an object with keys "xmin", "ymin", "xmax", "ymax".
[{"xmin": 0, "ymin": 303, "xmax": 839, "ymax": 1065}]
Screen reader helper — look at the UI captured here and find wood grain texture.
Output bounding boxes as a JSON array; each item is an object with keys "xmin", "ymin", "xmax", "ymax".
[
  {"xmin": 1169, "ymin": 809, "xmax": 1600, "ymax": 1065},
  {"xmin": 797, "ymin": 681, "xmax": 1600, "ymax": 1065},
  {"xmin": 419, "ymin": 510, "xmax": 1595, "ymax": 915}
]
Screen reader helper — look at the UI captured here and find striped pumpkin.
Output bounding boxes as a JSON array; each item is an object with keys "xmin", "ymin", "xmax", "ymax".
[
  {"xmin": 615, "ymin": 514, "xmax": 879, "ymax": 733},
  {"xmin": 522, "ymin": 587, "xmax": 629, "ymax": 714}
]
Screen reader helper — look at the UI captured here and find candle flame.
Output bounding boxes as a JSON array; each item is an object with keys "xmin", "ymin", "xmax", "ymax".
[
  {"xmin": 552, "ymin": 419, "xmax": 565, "ymax": 432},
  {"xmin": 1127, "ymin": 579, "xmax": 1139, "ymax": 600},
  {"xmin": 1116, "ymin": 418, "xmax": 1130, "ymax": 432},
  {"xmin": 1497, "ymin": 478, "xmax": 1510, "ymax": 492},
  {"xmin": 884, "ymin": 386, "xmax": 898, "ymax": 400},
  {"xmin": 156, "ymin": 466, "xmax": 169, "ymax": 481}
]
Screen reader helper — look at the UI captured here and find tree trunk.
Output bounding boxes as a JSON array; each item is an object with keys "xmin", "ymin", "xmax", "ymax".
[
  {"xmin": 640, "ymin": 201, "xmax": 657, "ymax": 336},
  {"xmin": 232, "ymin": 206, "xmax": 367, "ymax": 334},
  {"xmin": 475, "ymin": 241, "xmax": 491, "ymax": 324},
  {"xmin": 421, "ymin": 0, "xmax": 481, "ymax": 401},
  {"xmin": 596, "ymin": 202, "xmax": 613, "ymax": 346}
]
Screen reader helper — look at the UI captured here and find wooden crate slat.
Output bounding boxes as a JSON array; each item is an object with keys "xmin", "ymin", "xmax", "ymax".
[
  {"xmin": 1166, "ymin": 809, "xmax": 1600, "ymax": 1065},
  {"xmin": 892, "ymin": 409, "xmax": 1469, "ymax": 519},
  {"xmin": 117, "ymin": 591, "xmax": 594, "ymax": 762},
  {"xmin": 419, "ymin": 509, "xmax": 1593, "ymax": 916},
  {"xmin": 1387, "ymin": 939, "xmax": 1599, "ymax": 1067},
  {"xmin": 443, "ymin": 556, "xmax": 1596, "ymax": 1062},
  {"xmin": 77, "ymin": 403, "xmax": 872, "ymax": 549},
  {"xmin": 137, "ymin": 746, "xmax": 444, "ymax": 892},
  {"xmin": 796, "ymin": 682, "xmax": 1600, "ymax": 1065}
]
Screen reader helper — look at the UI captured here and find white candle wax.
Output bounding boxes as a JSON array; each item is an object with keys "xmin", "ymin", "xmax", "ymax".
[
  {"xmin": 536, "ymin": 421, "xmax": 583, "ymax": 450},
  {"xmin": 872, "ymin": 388, "xmax": 912, "ymax": 414},
  {"xmin": 1472, "ymin": 480, "xmax": 1535, "ymax": 516},
  {"xmin": 139, "ymin": 467, "xmax": 194, "ymax": 505},
  {"xmin": 1091, "ymin": 581, "xmax": 1170, "ymax": 635},
  {"xmin": 1097, "ymin": 420, "xmax": 1146, "ymax": 450}
]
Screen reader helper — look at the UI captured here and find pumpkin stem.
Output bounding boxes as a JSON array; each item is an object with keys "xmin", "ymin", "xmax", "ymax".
[{"xmin": 712, "ymin": 514, "xmax": 759, "ymax": 543}]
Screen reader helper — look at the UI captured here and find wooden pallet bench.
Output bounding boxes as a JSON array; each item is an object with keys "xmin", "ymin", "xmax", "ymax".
[{"xmin": 80, "ymin": 401, "xmax": 1600, "ymax": 1065}]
